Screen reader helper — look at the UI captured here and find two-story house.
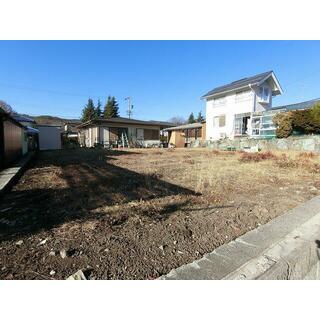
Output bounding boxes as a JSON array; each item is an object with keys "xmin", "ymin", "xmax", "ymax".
[{"xmin": 202, "ymin": 71, "xmax": 283, "ymax": 140}]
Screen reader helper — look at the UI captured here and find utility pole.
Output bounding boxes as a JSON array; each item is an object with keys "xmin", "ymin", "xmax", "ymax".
[{"xmin": 125, "ymin": 97, "xmax": 133, "ymax": 119}]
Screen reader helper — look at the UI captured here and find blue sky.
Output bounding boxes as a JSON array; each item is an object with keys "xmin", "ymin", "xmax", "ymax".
[{"xmin": 0, "ymin": 41, "xmax": 319, "ymax": 121}]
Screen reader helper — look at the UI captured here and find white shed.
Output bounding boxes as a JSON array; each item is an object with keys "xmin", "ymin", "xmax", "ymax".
[{"xmin": 37, "ymin": 125, "xmax": 62, "ymax": 150}]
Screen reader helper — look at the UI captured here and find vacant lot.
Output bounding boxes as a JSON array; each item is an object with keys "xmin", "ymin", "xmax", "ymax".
[{"xmin": 1, "ymin": 148, "xmax": 320, "ymax": 279}]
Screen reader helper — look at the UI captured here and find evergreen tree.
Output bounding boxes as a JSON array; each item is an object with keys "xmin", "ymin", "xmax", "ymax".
[
  {"xmin": 197, "ymin": 111, "xmax": 205, "ymax": 122},
  {"xmin": 103, "ymin": 96, "xmax": 119, "ymax": 119},
  {"xmin": 188, "ymin": 112, "xmax": 195, "ymax": 124},
  {"xmin": 95, "ymin": 99, "xmax": 102, "ymax": 119},
  {"xmin": 81, "ymin": 98, "xmax": 96, "ymax": 122}
]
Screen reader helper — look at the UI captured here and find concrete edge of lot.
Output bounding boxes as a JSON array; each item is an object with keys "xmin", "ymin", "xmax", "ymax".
[
  {"xmin": 160, "ymin": 195, "xmax": 320, "ymax": 280},
  {"xmin": 0, "ymin": 152, "xmax": 35, "ymax": 197}
]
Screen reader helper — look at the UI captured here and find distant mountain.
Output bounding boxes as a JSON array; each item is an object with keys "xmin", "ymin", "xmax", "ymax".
[{"xmin": 19, "ymin": 114, "xmax": 81, "ymax": 126}]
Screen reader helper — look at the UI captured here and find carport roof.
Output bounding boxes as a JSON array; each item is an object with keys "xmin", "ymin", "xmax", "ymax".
[{"xmin": 163, "ymin": 122, "xmax": 203, "ymax": 131}]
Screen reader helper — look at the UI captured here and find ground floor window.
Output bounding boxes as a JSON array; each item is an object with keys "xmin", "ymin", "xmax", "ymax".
[
  {"xmin": 234, "ymin": 113, "xmax": 251, "ymax": 136},
  {"xmin": 251, "ymin": 110, "xmax": 281, "ymax": 138}
]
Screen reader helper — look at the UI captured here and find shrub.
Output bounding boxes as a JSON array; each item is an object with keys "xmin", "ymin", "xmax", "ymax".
[
  {"xmin": 291, "ymin": 109, "xmax": 316, "ymax": 134},
  {"xmin": 310, "ymin": 102, "xmax": 320, "ymax": 130},
  {"xmin": 273, "ymin": 112, "xmax": 293, "ymax": 138},
  {"xmin": 273, "ymin": 103, "xmax": 320, "ymax": 138}
]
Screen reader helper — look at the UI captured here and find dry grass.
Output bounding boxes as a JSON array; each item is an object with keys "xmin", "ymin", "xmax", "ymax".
[{"xmin": 1, "ymin": 147, "xmax": 320, "ymax": 280}]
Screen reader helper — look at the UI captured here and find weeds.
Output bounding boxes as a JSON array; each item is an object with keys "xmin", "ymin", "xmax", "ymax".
[
  {"xmin": 297, "ymin": 151, "xmax": 317, "ymax": 159},
  {"xmin": 239, "ymin": 151, "xmax": 278, "ymax": 163}
]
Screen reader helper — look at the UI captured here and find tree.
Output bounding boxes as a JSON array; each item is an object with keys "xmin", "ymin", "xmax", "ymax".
[
  {"xmin": 167, "ymin": 116, "xmax": 186, "ymax": 126},
  {"xmin": 188, "ymin": 112, "xmax": 195, "ymax": 124},
  {"xmin": 95, "ymin": 99, "xmax": 102, "ymax": 119},
  {"xmin": 81, "ymin": 98, "xmax": 96, "ymax": 122},
  {"xmin": 0, "ymin": 100, "xmax": 14, "ymax": 114},
  {"xmin": 103, "ymin": 96, "xmax": 119, "ymax": 119},
  {"xmin": 197, "ymin": 111, "xmax": 205, "ymax": 122}
]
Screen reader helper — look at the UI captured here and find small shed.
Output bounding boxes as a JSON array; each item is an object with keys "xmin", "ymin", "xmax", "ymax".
[
  {"xmin": 0, "ymin": 109, "xmax": 28, "ymax": 168},
  {"xmin": 163, "ymin": 122, "xmax": 206, "ymax": 148},
  {"xmin": 37, "ymin": 125, "xmax": 62, "ymax": 151}
]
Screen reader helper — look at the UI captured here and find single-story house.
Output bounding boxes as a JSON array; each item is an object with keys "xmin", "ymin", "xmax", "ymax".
[
  {"xmin": 202, "ymin": 70, "xmax": 283, "ymax": 141},
  {"xmin": 0, "ymin": 109, "xmax": 28, "ymax": 169},
  {"xmin": 77, "ymin": 117, "xmax": 173, "ymax": 148},
  {"xmin": 163, "ymin": 122, "xmax": 206, "ymax": 147},
  {"xmin": 36, "ymin": 124, "xmax": 62, "ymax": 151}
]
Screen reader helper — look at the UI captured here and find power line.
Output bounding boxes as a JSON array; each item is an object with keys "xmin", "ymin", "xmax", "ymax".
[{"xmin": 0, "ymin": 82, "xmax": 104, "ymax": 99}]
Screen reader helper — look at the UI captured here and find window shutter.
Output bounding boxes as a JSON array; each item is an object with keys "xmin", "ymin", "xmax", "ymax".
[{"xmin": 219, "ymin": 115, "xmax": 226, "ymax": 127}]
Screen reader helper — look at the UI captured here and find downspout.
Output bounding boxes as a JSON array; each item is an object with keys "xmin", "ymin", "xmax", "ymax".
[
  {"xmin": 249, "ymin": 84, "xmax": 256, "ymax": 137},
  {"xmin": 249, "ymin": 84, "xmax": 256, "ymax": 113}
]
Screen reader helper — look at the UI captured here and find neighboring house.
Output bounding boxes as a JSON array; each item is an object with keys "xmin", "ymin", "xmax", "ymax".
[
  {"xmin": 202, "ymin": 71, "xmax": 283, "ymax": 141},
  {"xmin": 0, "ymin": 109, "xmax": 28, "ymax": 169},
  {"xmin": 36, "ymin": 125, "xmax": 62, "ymax": 151},
  {"xmin": 62, "ymin": 120, "xmax": 81, "ymax": 139},
  {"xmin": 163, "ymin": 122, "xmax": 206, "ymax": 148},
  {"xmin": 77, "ymin": 117, "xmax": 173, "ymax": 148}
]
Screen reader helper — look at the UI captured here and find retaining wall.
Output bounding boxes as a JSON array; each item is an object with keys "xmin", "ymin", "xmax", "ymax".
[
  {"xmin": 192, "ymin": 135, "xmax": 320, "ymax": 152},
  {"xmin": 160, "ymin": 196, "xmax": 320, "ymax": 280}
]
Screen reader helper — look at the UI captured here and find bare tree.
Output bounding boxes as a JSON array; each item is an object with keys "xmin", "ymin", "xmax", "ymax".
[
  {"xmin": 167, "ymin": 116, "xmax": 186, "ymax": 126},
  {"xmin": 0, "ymin": 100, "xmax": 14, "ymax": 114}
]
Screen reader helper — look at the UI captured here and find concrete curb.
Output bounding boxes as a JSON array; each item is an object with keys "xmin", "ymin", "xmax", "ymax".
[
  {"xmin": 160, "ymin": 196, "xmax": 320, "ymax": 280},
  {"xmin": 0, "ymin": 152, "xmax": 35, "ymax": 197}
]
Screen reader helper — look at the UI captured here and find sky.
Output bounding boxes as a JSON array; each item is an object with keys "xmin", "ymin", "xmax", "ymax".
[{"xmin": 0, "ymin": 41, "xmax": 319, "ymax": 121}]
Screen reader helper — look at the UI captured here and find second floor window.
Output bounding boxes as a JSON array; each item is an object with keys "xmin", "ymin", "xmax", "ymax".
[
  {"xmin": 213, "ymin": 96, "xmax": 226, "ymax": 106},
  {"xmin": 259, "ymin": 86, "xmax": 270, "ymax": 102},
  {"xmin": 235, "ymin": 90, "xmax": 251, "ymax": 102}
]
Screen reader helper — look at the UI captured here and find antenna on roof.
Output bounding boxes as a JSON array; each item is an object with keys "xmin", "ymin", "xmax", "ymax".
[{"xmin": 125, "ymin": 97, "xmax": 133, "ymax": 119}]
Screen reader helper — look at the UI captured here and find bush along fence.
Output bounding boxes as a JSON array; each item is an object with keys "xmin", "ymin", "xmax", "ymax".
[{"xmin": 273, "ymin": 102, "xmax": 320, "ymax": 138}]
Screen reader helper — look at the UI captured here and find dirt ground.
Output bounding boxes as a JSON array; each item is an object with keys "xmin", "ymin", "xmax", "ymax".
[{"xmin": 1, "ymin": 147, "xmax": 320, "ymax": 280}]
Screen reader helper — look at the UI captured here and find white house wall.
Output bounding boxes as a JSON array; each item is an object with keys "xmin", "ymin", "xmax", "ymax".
[{"xmin": 206, "ymin": 91, "xmax": 255, "ymax": 140}]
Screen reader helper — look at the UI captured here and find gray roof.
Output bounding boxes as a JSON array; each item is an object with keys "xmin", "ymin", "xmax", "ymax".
[
  {"xmin": 163, "ymin": 122, "xmax": 203, "ymax": 131},
  {"xmin": 77, "ymin": 117, "xmax": 174, "ymax": 129},
  {"xmin": 12, "ymin": 114, "xmax": 36, "ymax": 123},
  {"xmin": 272, "ymin": 98, "xmax": 320, "ymax": 111},
  {"xmin": 202, "ymin": 71, "xmax": 274, "ymax": 99}
]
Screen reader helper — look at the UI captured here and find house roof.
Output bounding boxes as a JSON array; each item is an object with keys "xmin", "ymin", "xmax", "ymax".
[
  {"xmin": 77, "ymin": 117, "xmax": 174, "ymax": 129},
  {"xmin": 201, "ymin": 70, "xmax": 282, "ymax": 99},
  {"xmin": 63, "ymin": 120, "xmax": 81, "ymax": 126},
  {"xmin": 0, "ymin": 109, "xmax": 27, "ymax": 129},
  {"xmin": 12, "ymin": 114, "xmax": 36, "ymax": 124},
  {"xmin": 272, "ymin": 98, "xmax": 320, "ymax": 111},
  {"xmin": 163, "ymin": 122, "xmax": 203, "ymax": 131}
]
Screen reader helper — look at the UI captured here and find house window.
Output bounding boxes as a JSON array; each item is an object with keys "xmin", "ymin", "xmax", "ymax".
[
  {"xmin": 213, "ymin": 96, "xmax": 226, "ymax": 106},
  {"xmin": 213, "ymin": 115, "xmax": 225, "ymax": 127},
  {"xmin": 235, "ymin": 90, "xmax": 251, "ymax": 102},
  {"xmin": 213, "ymin": 116, "xmax": 219, "ymax": 128},
  {"xmin": 219, "ymin": 114, "xmax": 226, "ymax": 127},
  {"xmin": 234, "ymin": 113, "xmax": 251, "ymax": 136},
  {"xmin": 259, "ymin": 86, "xmax": 270, "ymax": 103}
]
